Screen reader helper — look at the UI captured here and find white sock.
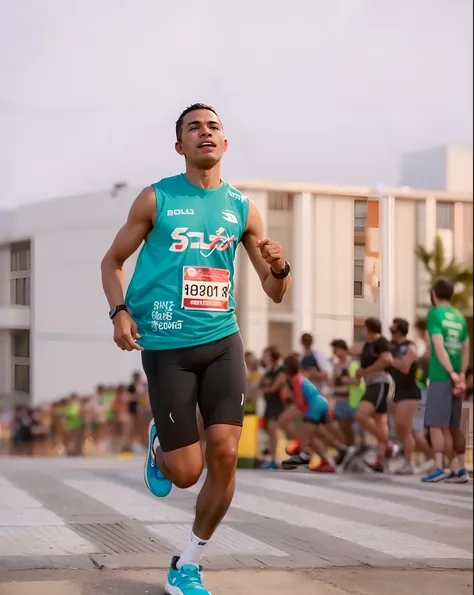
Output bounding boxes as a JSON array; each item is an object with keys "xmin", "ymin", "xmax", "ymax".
[
  {"xmin": 177, "ymin": 531, "xmax": 208, "ymax": 569},
  {"xmin": 435, "ymin": 452, "xmax": 444, "ymax": 469},
  {"xmin": 452, "ymin": 453, "xmax": 465, "ymax": 473}
]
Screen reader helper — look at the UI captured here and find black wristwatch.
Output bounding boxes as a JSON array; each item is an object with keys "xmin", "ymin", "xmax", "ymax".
[
  {"xmin": 271, "ymin": 261, "xmax": 291, "ymax": 279},
  {"xmin": 109, "ymin": 304, "xmax": 128, "ymax": 320}
]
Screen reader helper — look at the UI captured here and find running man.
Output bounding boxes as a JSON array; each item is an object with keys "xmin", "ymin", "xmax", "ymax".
[
  {"xmin": 389, "ymin": 318, "xmax": 423, "ymax": 475},
  {"xmin": 279, "ymin": 354, "xmax": 355, "ymax": 473},
  {"xmin": 101, "ymin": 103, "xmax": 291, "ymax": 595},
  {"xmin": 354, "ymin": 317, "xmax": 395, "ymax": 472},
  {"xmin": 422, "ymin": 277, "xmax": 470, "ymax": 484}
]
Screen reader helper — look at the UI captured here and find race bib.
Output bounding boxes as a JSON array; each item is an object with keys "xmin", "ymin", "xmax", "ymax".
[{"xmin": 182, "ymin": 266, "xmax": 230, "ymax": 311}]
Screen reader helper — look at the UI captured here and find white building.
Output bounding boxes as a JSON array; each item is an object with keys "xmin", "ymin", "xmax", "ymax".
[{"xmin": 0, "ymin": 167, "xmax": 472, "ymax": 406}]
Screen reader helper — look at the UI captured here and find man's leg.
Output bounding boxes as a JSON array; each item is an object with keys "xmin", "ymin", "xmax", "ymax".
[
  {"xmin": 394, "ymin": 399, "xmax": 418, "ymax": 474},
  {"xmin": 141, "ymin": 349, "xmax": 204, "ymax": 496},
  {"xmin": 446, "ymin": 396, "xmax": 469, "ymax": 483},
  {"xmin": 422, "ymin": 380, "xmax": 453, "ymax": 482},
  {"xmin": 172, "ymin": 332, "xmax": 246, "ymax": 578},
  {"xmin": 193, "ymin": 424, "xmax": 241, "ymax": 540}
]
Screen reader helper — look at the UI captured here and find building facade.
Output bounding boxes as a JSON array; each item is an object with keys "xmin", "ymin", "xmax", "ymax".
[{"xmin": 0, "ymin": 181, "xmax": 472, "ymax": 406}]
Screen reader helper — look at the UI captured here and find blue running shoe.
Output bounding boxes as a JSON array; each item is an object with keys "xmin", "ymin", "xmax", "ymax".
[
  {"xmin": 144, "ymin": 420, "xmax": 172, "ymax": 498},
  {"xmin": 165, "ymin": 556, "xmax": 210, "ymax": 594},
  {"xmin": 421, "ymin": 467, "xmax": 448, "ymax": 483},
  {"xmin": 445, "ymin": 469, "xmax": 470, "ymax": 484},
  {"xmin": 258, "ymin": 461, "xmax": 278, "ymax": 470}
]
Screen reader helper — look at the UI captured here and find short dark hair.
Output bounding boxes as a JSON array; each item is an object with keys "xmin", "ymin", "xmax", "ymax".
[
  {"xmin": 264, "ymin": 345, "xmax": 281, "ymax": 363},
  {"xmin": 392, "ymin": 317, "xmax": 409, "ymax": 336},
  {"xmin": 283, "ymin": 353, "xmax": 300, "ymax": 376},
  {"xmin": 330, "ymin": 339, "xmax": 349, "ymax": 351},
  {"xmin": 415, "ymin": 318, "xmax": 427, "ymax": 332},
  {"xmin": 364, "ymin": 317, "xmax": 382, "ymax": 334},
  {"xmin": 175, "ymin": 103, "xmax": 219, "ymax": 142},
  {"xmin": 432, "ymin": 277, "xmax": 455, "ymax": 302},
  {"xmin": 301, "ymin": 332, "xmax": 313, "ymax": 346}
]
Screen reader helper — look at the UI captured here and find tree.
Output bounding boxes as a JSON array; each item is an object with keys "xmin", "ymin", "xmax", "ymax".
[{"xmin": 415, "ymin": 235, "xmax": 473, "ymax": 312}]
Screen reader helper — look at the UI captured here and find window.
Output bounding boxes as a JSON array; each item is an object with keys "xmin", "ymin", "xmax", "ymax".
[
  {"xmin": 436, "ymin": 202, "xmax": 454, "ymax": 230},
  {"xmin": 14, "ymin": 365, "xmax": 30, "ymax": 394},
  {"xmin": 10, "ymin": 241, "xmax": 31, "ymax": 306},
  {"xmin": 268, "ymin": 192, "xmax": 293, "ymax": 211},
  {"xmin": 354, "ymin": 245, "xmax": 364, "ymax": 298},
  {"xmin": 354, "ymin": 200, "xmax": 367, "ymax": 233},
  {"xmin": 11, "ymin": 330, "xmax": 30, "ymax": 395},
  {"xmin": 12, "ymin": 330, "xmax": 30, "ymax": 358},
  {"xmin": 353, "ymin": 325, "xmax": 367, "ymax": 343}
]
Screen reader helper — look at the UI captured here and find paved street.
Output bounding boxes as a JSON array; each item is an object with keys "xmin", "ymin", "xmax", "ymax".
[{"xmin": 0, "ymin": 457, "xmax": 472, "ymax": 593}]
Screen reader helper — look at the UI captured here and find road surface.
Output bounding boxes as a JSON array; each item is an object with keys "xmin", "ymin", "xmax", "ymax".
[{"xmin": 0, "ymin": 457, "xmax": 471, "ymax": 593}]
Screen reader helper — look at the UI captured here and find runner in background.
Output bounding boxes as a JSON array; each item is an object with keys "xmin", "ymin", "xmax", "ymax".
[
  {"xmin": 245, "ymin": 351, "xmax": 262, "ymax": 415},
  {"xmin": 259, "ymin": 346, "xmax": 286, "ymax": 469},
  {"xmin": 280, "ymin": 354, "xmax": 356, "ymax": 473},
  {"xmin": 422, "ymin": 277, "xmax": 470, "ymax": 484},
  {"xmin": 354, "ymin": 318, "xmax": 395, "ymax": 473},
  {"xmin": 300, "ymin": 333, "xmax": 332, "ymax": 396},
  {"xmin": 330, "ymin": 339, "xmax": 357, "ymax": 446}
]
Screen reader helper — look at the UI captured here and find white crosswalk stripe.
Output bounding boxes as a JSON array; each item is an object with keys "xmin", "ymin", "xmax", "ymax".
[
  {"xmin": 147, "ymin": 523, "xmax": 287, "ymax": 557},
  {"xmin": 186, "ymin": 485, "xmax": 471, "ymax": 560},
  {"xmin": 339, "ymin": 477, "xmax": 473, "ymax": 510},
  {"xmin": 64, "ymin": 479, "xmax": 194, "ymax": 522},
  {"xmin": 237, "ymin": 475, "xmax": 467, "ymax": 527},
  {"xmin": 0, "ymin": 477, "xmax": 95, "ymax": 556}
]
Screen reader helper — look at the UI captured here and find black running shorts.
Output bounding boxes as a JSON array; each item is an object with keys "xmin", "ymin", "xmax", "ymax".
[
  {"xmin": 141, "ymin": 332, "xmax": 247, "ymax": 452},
  {"xmin": 360, "ymin": 382, "xmax": 392, "ymax": 415}
]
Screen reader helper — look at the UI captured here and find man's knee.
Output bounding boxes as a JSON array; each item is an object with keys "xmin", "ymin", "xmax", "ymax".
[
  {"xmin": 207, "ymin": 436, "xmax": 239, "ymax": 476},
  {"xmin": 163, "ymin": 447, "xmax": 204, "ymax": 489}
]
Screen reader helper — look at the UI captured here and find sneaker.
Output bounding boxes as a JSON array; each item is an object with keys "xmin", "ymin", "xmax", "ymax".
[
  {"xmin": 421, "ymin": 467, "xmax": 448, "ymax": 483},
  {"xmin": 417, "ymin": 459, "xmax": 435, "ymax": 475},
  {"xmin": 165, "ymin": 556, "xmax": 210, "ymax": 594},
  {"xmin": 310, "ymin": 461, "xmax": 337, "ymax": 473},
  {"xmin": 285, "ymin": 440, "xmax": 301, "ymax": 456},
  {"xmin": 335, "ymin": 445, "xmax": 357, "ymax": 468},
  {"xmin": 395, "ymin": 461, "xmax": 414, "ymax": 475},
  {"xmin": 364, "ymin": 459, "xmax": 384, "ymax": 473},
  {"xmin": 144, "ymin": 420, "xmax": 172, "ymax": 498},
  {"xmin": 258, "ymin": 460, "xmax": 278, "ymax": 470},
  {"xmin": 444, "ymin": 469, "xmax": 470, "ymax": 484},
  {"xmin": 281, "ymin": 453, "xmax": 310, "ymax": 470}
]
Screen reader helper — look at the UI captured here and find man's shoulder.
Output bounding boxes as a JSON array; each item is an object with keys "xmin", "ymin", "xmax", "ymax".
[
  {"xmin": 152, "ymin": 174, "xmax": 184, "ymax": 193},
  {"xmin": 223, "ymin": 183, "xmax": 251, "ymax": 207}
]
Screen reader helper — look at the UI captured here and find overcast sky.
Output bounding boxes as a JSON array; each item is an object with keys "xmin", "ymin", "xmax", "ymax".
[{"xmin": 0, "ymin": 0, "xmax": 472, "ymax": 208}]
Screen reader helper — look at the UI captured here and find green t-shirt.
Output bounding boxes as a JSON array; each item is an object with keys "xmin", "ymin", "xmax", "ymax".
[
  {"xmin": 348, "ymin": 360, "xmax": 365, "ymax": 409},
  {"xmin": 426, "ymin": 306, "xmax": 468, "ymax": 381}
]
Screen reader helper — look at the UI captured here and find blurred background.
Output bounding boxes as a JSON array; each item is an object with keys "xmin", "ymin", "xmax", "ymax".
[{"xmin": 0, "ymin": 0, "xmax": 472, "ymax": 459}]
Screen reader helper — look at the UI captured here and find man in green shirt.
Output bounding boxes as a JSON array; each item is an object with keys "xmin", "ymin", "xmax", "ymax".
[{"xmin": 422, "ymin": 277, "xmax": 470, "ymax": 484}]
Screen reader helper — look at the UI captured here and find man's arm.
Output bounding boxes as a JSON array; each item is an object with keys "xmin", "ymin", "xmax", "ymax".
[
  {"xmin": 390, "ymin": 343, "xmax": 418, "ymax": 374},
  {"xmin": 101, "ymin": 187, "xmax": 155, "ymax": 309},
  {"xmin": 241, "ymin": 200, "xmax": 292, "ymax": 303},
  {"xmin": 101, "ymin": 187, "xmax": 155, "ymax": 351},
  {"xmin": 359, "ymin": 338, "xmax": 393, "ymax": 376},
  {"xmin": 461, "ymin": 338, "xmax": 470, "ymax": 376}
]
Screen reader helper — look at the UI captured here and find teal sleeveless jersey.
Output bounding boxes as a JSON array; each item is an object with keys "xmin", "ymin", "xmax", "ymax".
[{"xmin": 125, "ymin": 174, "xmax": 250, "ymax": 350}]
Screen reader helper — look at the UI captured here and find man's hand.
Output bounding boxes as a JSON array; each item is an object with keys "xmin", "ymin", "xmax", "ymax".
[
  {"xmin": 355, "ymin": 368, "xmax": 365, "ymax": 379},
  {"xmin": 113, "ymin": 311, "xmax": 143, "ymax": 351},
  {"xmin": 452, "ymin": 372, "xmax": 466, "ymax": 398},
  {"xmin": 256, "ymin": 238, "xmax": 285, "ymax": 272}
]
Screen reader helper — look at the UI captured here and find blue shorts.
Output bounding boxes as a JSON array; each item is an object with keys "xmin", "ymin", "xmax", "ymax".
[
  {"xmin": 335, "ymin": 400, "xmax": 356, "ymax": 420},
  {"xmin": 304, "ymin": 401, "xmax": 329, "ymax": 425}
]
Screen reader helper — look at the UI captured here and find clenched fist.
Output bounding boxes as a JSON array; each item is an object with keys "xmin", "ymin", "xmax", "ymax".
[{"xmin": 256, "ymin": 238, "xmax": 285, "ymax": 272}]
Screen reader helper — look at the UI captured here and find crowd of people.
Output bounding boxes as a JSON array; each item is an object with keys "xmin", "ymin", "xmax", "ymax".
[
  {"xmin": 0, "ymin": 372, "xmax": 152, "ymax": 457},
  {"xmin": 247, "ymin": 281, "xmax": 472, "ymax": 483}
]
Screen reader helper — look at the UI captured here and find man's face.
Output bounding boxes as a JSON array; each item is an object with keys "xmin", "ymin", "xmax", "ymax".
[
  {"xmin": 301, "ymin": 334, "xmax": 313, "ymax": 349},
  {"xmin": 332, "ymin": 347, "xmax": 346, "ymax": 361},
  {"xmin": 176, "ymin": 109, "xmax": 227, "ymax": 169}
]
